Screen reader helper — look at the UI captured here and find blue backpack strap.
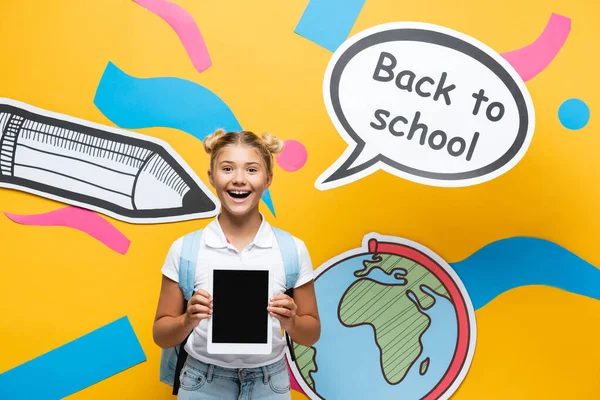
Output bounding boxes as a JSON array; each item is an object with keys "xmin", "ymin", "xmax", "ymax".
[
  {"xmin": 272, "ymin": 227, "xmax": 299, "ymax": 290},
  {"xmin": 179, "ymin": 229, "xmax": 203, "ymax": 301},
  {"xmin": 272, "ymin": 227, "xmax": 301, "ymax": 362},
  {"xmin": 170, "ymin": 229, "xmax": 202, "ymax": 396}
]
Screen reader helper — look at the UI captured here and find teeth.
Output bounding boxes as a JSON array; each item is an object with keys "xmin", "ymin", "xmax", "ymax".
[{"xmin": 230, "ymin": 190, "xmax": 249, "ymax": 194}]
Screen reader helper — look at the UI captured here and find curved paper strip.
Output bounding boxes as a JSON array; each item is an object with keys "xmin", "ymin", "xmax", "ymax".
[
  {"xmin": 94, "ymin": 62, "xmax": 240, "ymax": 140},
  {"xmin": 501, "ymin": 13, "xmax": 571, "ymax": 82},
  {"xmin": 5, "ymin": 206, "xmax": 131, "ymax": 255},
  {"xmin": 0, "ymin": 317, "xmax": 146, "ymax": 399},
  {"xmin": 133, "ymin": 0, "xmax": 211, "ymax": 73},
  {"xmin": 287, "ymin": 361, "xmax": 304, "ymax": 394},
  {"xmin": 451, "ymin": 237, "xmax": 600, "ymax": 309},
  {"xmin": 94, "ymin": 62, "xmax": 276, "ymax": 216}
]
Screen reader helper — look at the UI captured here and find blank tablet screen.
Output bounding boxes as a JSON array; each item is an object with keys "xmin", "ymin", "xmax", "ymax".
[{"xmin": 212, "ymin": 270, "xmax": 269, "ymax": 344}]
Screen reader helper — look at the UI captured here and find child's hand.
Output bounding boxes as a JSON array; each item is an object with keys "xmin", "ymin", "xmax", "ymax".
[
  {"xmin": 184, "ymin": 289, "xmax": 212, "ymax": 327},
  {"xmin": 267, "ymin": 294, "xmax": 297, "ymax": 333}
]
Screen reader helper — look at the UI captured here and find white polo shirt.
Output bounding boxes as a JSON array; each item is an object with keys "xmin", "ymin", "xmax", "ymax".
[{"xmin": 161, "ymin": 215, "xmax": 314, "ymax": 368}]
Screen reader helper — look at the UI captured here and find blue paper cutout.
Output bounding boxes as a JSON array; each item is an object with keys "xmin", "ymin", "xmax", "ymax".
[
  {"xmin": 0, "ymin": 316, "xmax": 146, "ymax": 399},
  {"xmin": 451, "ymin": 237, "xmax": 600, "ymax": 310},
  {"xmin": 294, "ymin": 0, "xmax": 365, "ymax": 52},
  {"xmin": 558, "ymin": 98, "xmax": 590, "ymax": 130}
]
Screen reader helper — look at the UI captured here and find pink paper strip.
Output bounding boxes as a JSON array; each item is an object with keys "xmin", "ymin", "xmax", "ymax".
[
  {"xmin": 5, "ymin": 206, "xmax": 131, "ymax": 255},
  {"xmin": 501, "ymin": 13, "xmax": 571, "ymax": 82},
  {"xmin": 286, "ymin": 359, "xmax": 305, "ymax": 394},
  {"xmin": 133, "ymin": 0, "xmax": 212, "ymax": 73}
]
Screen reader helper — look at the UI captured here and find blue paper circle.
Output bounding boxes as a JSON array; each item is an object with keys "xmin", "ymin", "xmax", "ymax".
[{"xmin": 558, "ymin": 98, "xmax": 590, "ymax": 130}]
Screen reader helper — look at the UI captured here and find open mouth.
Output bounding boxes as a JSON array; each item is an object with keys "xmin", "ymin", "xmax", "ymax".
[{"xmin": 227, "ymin": 190, "xmax": 251, "ymax": 199}]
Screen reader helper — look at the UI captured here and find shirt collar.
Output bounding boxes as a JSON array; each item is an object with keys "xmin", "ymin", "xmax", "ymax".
[{"xmin": 204, "ymin": 213, "xmax": 273, "ymax": 249}]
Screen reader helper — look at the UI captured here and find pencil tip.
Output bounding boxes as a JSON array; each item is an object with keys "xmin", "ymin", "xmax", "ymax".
[{"xmin": 183, "ymin": 187, "xmax": 217, "ymax": 214}]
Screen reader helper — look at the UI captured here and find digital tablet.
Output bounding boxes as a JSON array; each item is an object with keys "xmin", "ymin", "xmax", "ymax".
[{"xmin": 207, "ymin": 265, "xmax": 273, "ymax": 354}]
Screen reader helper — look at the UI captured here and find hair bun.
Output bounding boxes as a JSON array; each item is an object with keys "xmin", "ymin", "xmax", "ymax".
[
  {"xmin": 261, "ymin": 132, "xmax": 284, "ymax": 155},
  {"xmin": 203, "ymin": 128, "xmax": 227, "ymax": 154}
]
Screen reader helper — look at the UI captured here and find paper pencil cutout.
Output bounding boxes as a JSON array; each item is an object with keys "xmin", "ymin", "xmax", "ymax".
[{"xmin": 0, "ymin": 98, "xmax": 219, "ymax": 224}]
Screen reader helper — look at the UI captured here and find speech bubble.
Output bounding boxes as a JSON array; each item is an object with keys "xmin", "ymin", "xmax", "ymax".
[{"xmin": 316, "ymin": 22, "xmax": 535, "ymax": 189}]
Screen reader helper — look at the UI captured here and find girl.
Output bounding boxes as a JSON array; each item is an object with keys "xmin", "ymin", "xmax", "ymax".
[{"xmin": 153, "ymin": 129, "xmax": 320, "ymax": 399}]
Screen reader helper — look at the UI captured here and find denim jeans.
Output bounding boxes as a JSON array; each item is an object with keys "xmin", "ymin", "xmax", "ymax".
[{"xmin": 177, "ymin": 356, "xmax": 292, "ymax": 400}]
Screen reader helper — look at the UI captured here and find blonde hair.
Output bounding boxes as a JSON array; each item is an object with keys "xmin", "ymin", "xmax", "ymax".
[{"xmin": 203, "ymin": 129, "xmax": 284, "ymax": 173}]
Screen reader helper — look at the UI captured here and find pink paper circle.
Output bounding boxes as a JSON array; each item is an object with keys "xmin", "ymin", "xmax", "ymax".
[{"xmin": 276, "ymin": 140, "xmax": 308, "ymax": 172}]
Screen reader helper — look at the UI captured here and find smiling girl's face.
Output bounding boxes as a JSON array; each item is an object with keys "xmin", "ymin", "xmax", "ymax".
[{"xmin": 208, "ymin": 144, "xmax": 272, "ymax": 217}]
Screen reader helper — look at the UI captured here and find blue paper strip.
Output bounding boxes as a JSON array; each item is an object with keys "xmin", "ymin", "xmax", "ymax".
[
  {"xmin": 294, "ymin": 0, "xmax": 365, "ymax": 52},
  {"xmin": 94, "ymin": 61, "xmax": 241, "ymax": 141},
  {"xmin": 0, "ymin": 316, "xmax": 146, "ymax": 399},
  {"xmin": 261, "ymin": 188, "xmax": 275, "ymax": 217},
  {"xmin": 93, "ymin": 62, "xmax": 276, "ymax": 216},
  {"xmin": 451, "ymin": 237, "xmax": 600, "ymax": 310}
]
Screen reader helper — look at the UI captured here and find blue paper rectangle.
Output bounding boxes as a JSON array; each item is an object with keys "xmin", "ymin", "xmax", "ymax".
[
  {"xmin": 0, "ymin": 316, "xmax": 146, "ymax": 399},
  {"xmin": 294, "ymin": 0, "xmax": 365, "ymax": 52}
]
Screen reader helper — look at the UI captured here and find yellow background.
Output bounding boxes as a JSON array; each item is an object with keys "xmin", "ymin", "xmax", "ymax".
[{"xmin": 1, "ymin": 0, "xmax": 599, "ymax": 398}]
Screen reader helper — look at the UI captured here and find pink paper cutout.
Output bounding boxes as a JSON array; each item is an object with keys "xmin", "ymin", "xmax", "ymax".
[
  {"xmin": 501, "ymin": 13, "xmax": 571, "ymax": 82},
  {"xmin": 286, "ymin": 359, "xmax": 305, "ymax": 394},
  {"xmin": 133, "ymin": 0, "xmax": 212, "ymax": 73},
  {"xmin": 5, "ymin": 206, "xmax": 131, "ymax": 255},
  {"xmin": 276, "ymin": 140, "xmax": 308, "ymax": 172}
]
